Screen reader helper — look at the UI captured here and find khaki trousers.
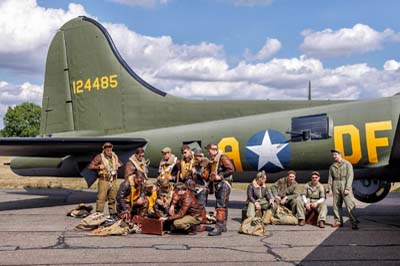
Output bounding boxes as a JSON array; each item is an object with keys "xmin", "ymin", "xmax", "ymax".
[
  {"xmin": 96, "ymin": 179, "xmax": 117, "ymax": 214},
  {"xmin": 296, "ymin": 201, "xmax": 328, "ymax": 222},
  {"xmin": 173, "ymin": 215, "xmax": 201, "ymax": 230}
]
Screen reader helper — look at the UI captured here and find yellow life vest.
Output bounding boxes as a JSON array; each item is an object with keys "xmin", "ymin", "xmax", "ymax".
[
  {"xmin": 124, "ymin": 175, "xmax": 142, "ymax": 207},
  {"xmin": 146, "ymin": 189, "xmax": 158, "ymax": 212},
  {"xmin": 159, "ymin": 155, "xmax": 177, "ymax": 180},
  {"xmin": 180, "ymin": 156, "xmax": 194, "ymax": 181}
]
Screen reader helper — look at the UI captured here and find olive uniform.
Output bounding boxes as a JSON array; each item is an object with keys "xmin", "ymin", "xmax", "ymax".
[
  {"xmin": 271, "ymin": 177, "xmax": 300, "ymax": 216},
  {"xmin": 88, "ymin": 151, "xmax": 121, "ymax": 214},
  {"xmin": 297, "ymin": 181, "xmax": 327, "ymax": 223},
  {"xmin": 328, "ymin": 159, "xmax": 358, "ymax": 225}
]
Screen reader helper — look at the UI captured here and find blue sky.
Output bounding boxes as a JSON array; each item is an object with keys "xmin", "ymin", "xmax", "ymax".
[{"xmin": 1, "ymin": 0, "xmax": 400, "ymax": 128}]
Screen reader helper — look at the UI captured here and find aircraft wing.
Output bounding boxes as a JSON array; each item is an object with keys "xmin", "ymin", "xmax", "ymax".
[{"xmin": 0, "ymin": 137, "xmax": 147, "ymax": 157}]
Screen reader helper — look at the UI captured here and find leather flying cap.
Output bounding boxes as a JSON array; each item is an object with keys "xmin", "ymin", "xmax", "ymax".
[
  {"xmin": 102, "ymin": 142, "xmax": 113, "ymax": 149},
  {"xmin": 330, "ymin": 149, "xmax": 341, "ymax": 154}
]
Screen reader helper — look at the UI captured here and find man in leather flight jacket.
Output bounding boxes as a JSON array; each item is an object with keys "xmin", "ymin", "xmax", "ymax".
[
  {"xmin": 159, "ymin": 183, "xmax": 202, "ymax": 234},
  {"xmin": 206, "ymin": 143, "xmax": 234, "ymax": 236}
]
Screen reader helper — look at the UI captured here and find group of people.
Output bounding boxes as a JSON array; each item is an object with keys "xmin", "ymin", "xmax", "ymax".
[
  {"xmin": 88, "ymin": 142, "xmax": 359, "ymax": 237},
  {"xmin": 245, "ymin": 149, "xmax": 359, "ymax": 230},
  {"xmin": 88, "ymin": 142, "xmax": 234, "ymax": 236}
]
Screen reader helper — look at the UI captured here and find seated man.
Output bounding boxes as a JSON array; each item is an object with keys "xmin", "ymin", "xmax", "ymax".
[
  {"xmin": 153, "ymin": 179, "xmax": 175, "ymax": 218},
  {"xmin": 246, "ymin": 170, "xmax": 275, "ymax": 218},
  {"xmin": 271, "ymin": 170, "xmax": 300, "ymax": 221},
  {"xmin": 116, "ymin": 171, "xmax": 148, "ymax": 220},
  {"xmin": 297, "ymin": 171, "xmax": 327, "ymax": 228},
  {"xmin": 160, "ymin": 183, "xmax": 202, "ymax": 234}
]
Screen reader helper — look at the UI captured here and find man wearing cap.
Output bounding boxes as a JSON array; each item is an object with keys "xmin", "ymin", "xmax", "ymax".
[
  {"xmin": 178, "ymin": 145, "xmax": 194, "ymax": 183},
  {"xmin": 88, "ymin": 142, "xmax": 122, "ymax": 215},
  {"xmin": 328, "ymin": 149, "xmax": 359, "ymax": 229},
  {"xmin": 116, "ymin": 171, "xmax": 148, "ymax": 220},
  {"xmin": 206, "ymin": 143, "xmax": 234, "ymax": 236},
  {"xmin": 125, "ymin": 147, "xmax": 149, "ymax": 180},
  {"xmin": 159, "ymin": 183, "xmax": 203, "ymax": 234},
  {"xmin": 153, "ymin": 179, "xmax": 175, "ymax": 218},
  {"xmin": 297, "ymin": 171, "xmax": 327, "ymax": 228},
  {"xmin": 246, "ymin": 170, "xmax": 275, "ymax": 218},
  {"xmin": 271, "ymin": 170, "xmax": 300, "ymax": 220},
  {"xmin": 158, "ymin": 147, "xmax": 180, "ymax": 182},
  {"xmin": 190, "ymin": 149, "xmax": 210, "ymax": 223}
]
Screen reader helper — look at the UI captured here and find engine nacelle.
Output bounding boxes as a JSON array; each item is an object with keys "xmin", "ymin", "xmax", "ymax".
[{"xmin": 352, "ymin": 178, "xmax": 391, "ymax": 203}]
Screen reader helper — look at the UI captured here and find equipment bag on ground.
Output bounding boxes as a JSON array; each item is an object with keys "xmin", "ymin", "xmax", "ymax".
[
  {"xmin": 270, "ymin": 205, "xmax": 298, "ymax": 225},
  {"xmin": 239, "ymin": 217, "xmax": 267, "ymax": 236}
]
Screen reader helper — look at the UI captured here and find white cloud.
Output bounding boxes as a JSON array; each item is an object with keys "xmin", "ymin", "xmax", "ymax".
[
  {"xmin": 384, "ymin": 60, "xmax": 400, "ymax": 71},
  {"xmin": 244, "ymin": 38, "xmax": 281, "ymax": 61},
  {"xmin": 231, "ymin": 0, "xmax": 274, "ymax": 7},
  {"xmin": 0, "ymin": 0, "xmax": 89, "ymax": 74},
  {"xmin": 0, "ymin": 81, "xmax": 43, "ymax": 128},
  {"xmin": 301, "ymin": 24, "xmax": 400, "ymax": 58},
  {"xmin": 2, "ymin": 0, "xmax": 400, "ymax": 131},
  {"xmin": 110, "ymin": 0, "xmax": 169, "ymax": 7}
]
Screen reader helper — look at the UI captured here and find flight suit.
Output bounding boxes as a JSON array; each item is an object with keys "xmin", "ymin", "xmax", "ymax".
[
  {"xmin": 297, "ymin": 181, "xmax": 327, "ymax": 223},
  {"xmin": 328, "ymin": 159, "xmax": 358, "ymax": 225}
]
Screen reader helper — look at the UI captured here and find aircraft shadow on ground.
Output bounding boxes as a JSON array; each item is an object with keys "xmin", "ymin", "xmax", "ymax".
[
  {"xmin": 299, "ymin": 194, "xmax": 400, "ymax": 265},
  {"xmin": 0, "ymin": 188, "xmax": 96, "ymax": 211}
]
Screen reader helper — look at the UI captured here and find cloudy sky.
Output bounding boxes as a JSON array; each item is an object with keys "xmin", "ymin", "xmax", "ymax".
[{"xmin": 1, "ymin": 0, "xmax": 400, "ymax": 129}]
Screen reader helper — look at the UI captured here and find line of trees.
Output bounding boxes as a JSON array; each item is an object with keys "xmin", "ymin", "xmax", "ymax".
[{"xmin": 0, "ymin": 102, "xmax": 41, "ymax": 137}]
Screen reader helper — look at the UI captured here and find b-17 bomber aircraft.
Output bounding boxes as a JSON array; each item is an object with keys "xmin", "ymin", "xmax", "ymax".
[{"xmin": 1, "ymin": 16, "xmax": 399, "ymax": 204}]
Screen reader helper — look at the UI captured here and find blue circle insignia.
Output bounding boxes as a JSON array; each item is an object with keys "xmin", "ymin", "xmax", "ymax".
[{"xmin": 245, "ymin": 130, "xmax": 291, "ymax": 173}]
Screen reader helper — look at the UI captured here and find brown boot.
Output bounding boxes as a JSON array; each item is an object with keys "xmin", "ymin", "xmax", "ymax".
[
  {"xmin": 209, "ymin": 208, "xmax": 225, "ymax": 236},
  {"xmin": 319, "ymin": 221, "xmax": 325, "ymax": 228},
  {"xmin": 299, "ymin": 219, "xmax": 305, "ymax": 226},
  {"xmin": 201, "ymin": 209, "xmax": 207, "ymax": 224}
]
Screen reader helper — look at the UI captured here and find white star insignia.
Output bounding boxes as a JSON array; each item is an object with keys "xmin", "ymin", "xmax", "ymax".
[{"xmin": 246, "ymin": 131, "xmax": 288, "ymax": 170}]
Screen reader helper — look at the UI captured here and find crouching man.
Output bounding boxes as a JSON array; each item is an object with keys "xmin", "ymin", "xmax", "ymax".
[
  {"xmin": 116, "ymin": 171, "xmax": 148, "ymax": 220},
  {"xmin": 297, "ymin": 171, "xmax": 327, "ymax": 228},
  {"xmin": 246, "ymin": 170, "xmax": 275, "ymax": 218},
  {"xmin": 159, "ymin": 183, "xmax": 202, "ymax": 234}
]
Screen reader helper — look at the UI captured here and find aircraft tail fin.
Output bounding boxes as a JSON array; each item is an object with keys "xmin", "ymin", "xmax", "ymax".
[{"xmin": 40, "ymin": 16, "xmax": 169, "ymax": 136}]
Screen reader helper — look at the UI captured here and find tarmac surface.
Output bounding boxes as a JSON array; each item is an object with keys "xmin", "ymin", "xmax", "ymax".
[{"xmin": 0, "ymin": 188, "xmax": 400, "ymax": 266}]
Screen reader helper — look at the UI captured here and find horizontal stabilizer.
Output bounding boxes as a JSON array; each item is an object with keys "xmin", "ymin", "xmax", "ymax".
[{"xmin": 0, "ymin": 137, "xmax": 147, "ymax": 157}]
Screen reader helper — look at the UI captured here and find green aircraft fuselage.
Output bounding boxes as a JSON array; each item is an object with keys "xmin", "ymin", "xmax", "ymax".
[{"xmin": 1, "ymin": 16, "xmax": 399, "ymax": 204}]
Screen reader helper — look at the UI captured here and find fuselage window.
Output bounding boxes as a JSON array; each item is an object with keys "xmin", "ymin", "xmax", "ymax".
[{"xmin": 290, "ymin": 113, "xmax": 330, "ymax": 142}]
